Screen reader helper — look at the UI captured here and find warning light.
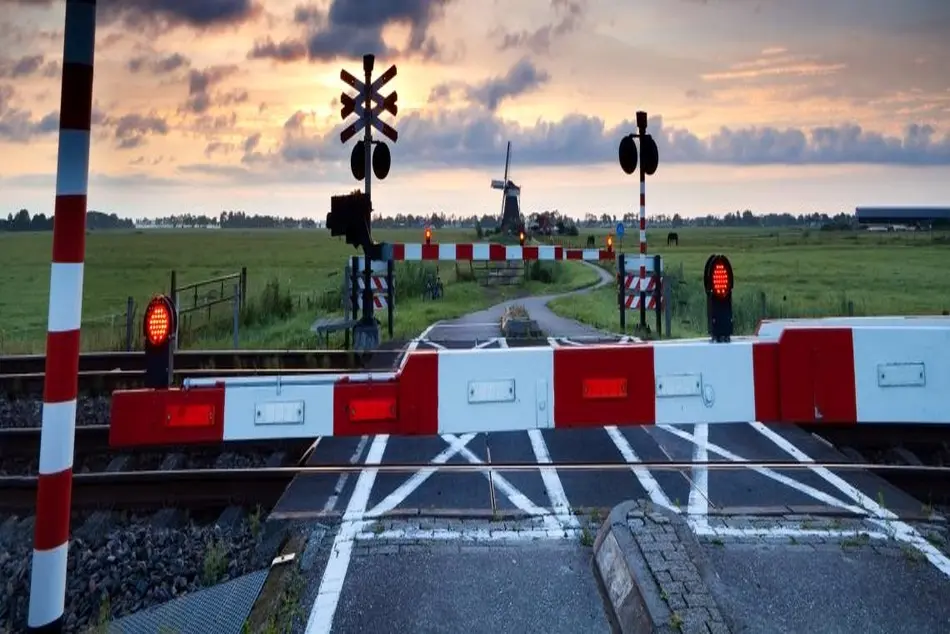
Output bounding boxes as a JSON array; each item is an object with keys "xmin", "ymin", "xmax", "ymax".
[
  {"xmin": 143, "ymin": 295, "xmax": 176, "ymax": 388},
  {"xmin": 607, "ymin": 234, "xmax": 614, "ymax": 252},
  {"xmin": 425, "ymin": 227, "xmax": 432, "ymax": 245},
  {"xmin": 703, "ymin": 255, "xmax": 734, "ymax": 342},
  {"xmin": 519, "ymin": 231, "xmax": 526, "ymax": 247}
]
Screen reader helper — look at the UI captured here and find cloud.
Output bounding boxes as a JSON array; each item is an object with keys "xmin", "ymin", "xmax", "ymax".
[
  {"xmin": 0, "ymin": 84, "xmax": 58, "ymax": 142},
  {"xmin": 428, "ymin": 58, "xmax": 551, "ymax": 112},
  {"xmin": 3, "ymin": 0, "xmax": 261, "ymax": 31},
  {"xmin": 108, "ymin": 113, "xmax": 169, "ymax": 149},
  {"xmin": 0, "ymin": 54, "xmax": 58, "ymax": 79},
  {"xmin": 492, "ymin": 0, "xmax": 585, "ymax": 55},
  {"xmin": 128, "ymin": 52, "xmax": 191, "ymax": 74},
  {"xmin": 270, "ymin": 105, "xmax": 950, "ymax": 169},
  {"xmin": 247, "ymin": 0, "xmax": 455, "ymax": 63},
  {"xmin": 183, "ymin": 65, "xmax": 239, "ymax": 113},
  {"xmin": 701, "ymin": 50, "xmax": 847, "ymax": 82}
]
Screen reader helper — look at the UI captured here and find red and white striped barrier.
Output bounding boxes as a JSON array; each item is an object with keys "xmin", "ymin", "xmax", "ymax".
[
  {"xmin": 624, "ymin": 295, "xmax": 661, "ymax": 310},
  {"xmin": 357, "ymin": 243, "xmax": 615, "ymax": 264},
  {"xmin": 623, "ymin": 275, "xmax": 658, "ymax": 293},
  {"xmin": 31, "ymin": 0, "xmax": 96, "ymax": 630},
  {"xmin": 108, "ymin": 323, "xmax": 950, "ymax": 448},
  {"xmin": 357, "ymin": 276, "xmax": 388, "ymax": 291},
  {"xmin": 357, "ymin": 294, "xmax": 388, "ymax": 309}
]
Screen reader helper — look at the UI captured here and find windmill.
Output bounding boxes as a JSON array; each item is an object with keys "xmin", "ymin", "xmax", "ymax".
[{"xmin": 490, "ymin": 141, "xmax": 521, "ymax": 234}]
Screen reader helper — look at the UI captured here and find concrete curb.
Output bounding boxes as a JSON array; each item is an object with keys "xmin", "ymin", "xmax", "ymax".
[{"xmin": 591, "ymin": 500, "xmax": 731, "ymax": 634}]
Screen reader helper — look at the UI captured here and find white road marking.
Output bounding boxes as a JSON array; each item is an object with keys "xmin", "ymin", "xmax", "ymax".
[
  {"xmin": 695, "ymin": 525, "xmax": 892, "ymax": 540},
  {"xmin": 605, "ymin": 426, "xmax": 676, "ymax": 511},
  {"xmin": 546, "ymin": 337, "xmax": 561, "ymax": 347},
  {"xmin": 356, "ymin": 527, "xmax": 580, "ymax": 542},
  {"xmin": 527, "ymin": 429, "xmax": 579, "ymax": 529},
  {"xmin": 685, "ymin": 423, "xmax": 710, "ymax": 528},
  {"xmin": 363, "ymin": 434, "xmax": 477, "ymax": 518},
  {"xmin": 655, "ymin": 425, "xmax": 867, "ymax": 515},
  {"xmin": 749, "ymin": 421, "xmax": 950, "ymax": 578},
  {"xmin": 560, "ymin": 338, "xmax": 584, "ymax": 346},
  {"xmin": 474, "ymin": 338, "xmax": 499, "ymax": 349},
  {"xmin": 442, "ymin": 433, "xmax": 563, "ymax": 531},
  {"xmin": 305, "ymin": 435, "xmax": 388, "ymax": 634},
  {"xmin": 497, "ymin": 337, "xmax": 509, "ymax": 348},
  {"xmin": 399, "ymin": 323, "xmax": 439, "ymax": 369},
  {"xmin": 322, "ymin": 435, "xmax": 370, "ymax": 513}
]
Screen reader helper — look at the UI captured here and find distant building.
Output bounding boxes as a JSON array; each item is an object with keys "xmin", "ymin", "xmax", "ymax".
[{"xmin": 856, "ymin": 206, "xmax": 950, "ymax": 226}]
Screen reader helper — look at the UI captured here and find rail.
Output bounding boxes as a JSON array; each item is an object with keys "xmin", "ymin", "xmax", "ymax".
[{"xmin": 0, "ymin": 348, "xmax": 401, "ymax": 375}]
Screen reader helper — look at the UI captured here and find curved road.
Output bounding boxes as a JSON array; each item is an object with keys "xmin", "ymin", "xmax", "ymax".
[{"xmin": 422, "ymin": 261, "xmax": 617, "ymax": 342}]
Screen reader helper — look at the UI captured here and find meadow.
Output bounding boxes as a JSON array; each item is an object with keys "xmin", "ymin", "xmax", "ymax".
[
  {"xmin": 2, "ymin": 225, "xmax": 947, "ymax": 353},
  {"xmin": 547, "ymin": 227, "xmax": 950, "ymax": 338},
  {"xmin": 0, "ymin": 227, "xmax": 599, "ymax": 353}
]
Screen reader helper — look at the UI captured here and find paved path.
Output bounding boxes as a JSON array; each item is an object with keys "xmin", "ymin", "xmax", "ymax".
[{"xmin": 423, "ymin": 261, "xmax": 617, "ymax": 343}]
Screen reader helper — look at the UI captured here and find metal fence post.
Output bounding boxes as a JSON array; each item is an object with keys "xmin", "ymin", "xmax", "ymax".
[
  {"xmin": 387, "ymin": 259, "xmax": 394, "ymax": 338},
  {"xmin": 125, "ymin": 296, "xmax": 135, "ymax": 351},
  {"xmin": 664, "ymin": 281, "xmax": 672, "ymax": 338},
  {"xmin": 232, "ymin": 283, "xmax": 240, "ymax": 349},
  {"xmin": 343, "ymin": 264, "xmax": 351, "ymax": 350},
  {"xmin": 240, "ymin": 266, "xmax": 248, "ymax": 311}
]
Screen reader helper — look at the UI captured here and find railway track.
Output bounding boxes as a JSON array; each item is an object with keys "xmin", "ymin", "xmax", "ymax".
[{"xmin": 0, "ymin": 348, "xmax": 402, "ymax": 396}]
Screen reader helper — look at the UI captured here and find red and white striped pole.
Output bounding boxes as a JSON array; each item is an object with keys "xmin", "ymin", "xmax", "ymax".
[
  {"xmin": 28, "ymin": 0, "xmax": 96, "ymax": 631},
  {"xmin": 636, "ymin": 113, "xmax": 648, "ymax": 330}
]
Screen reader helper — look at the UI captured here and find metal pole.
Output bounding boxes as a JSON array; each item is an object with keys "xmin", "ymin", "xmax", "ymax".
[
  {"xmin": 362, "ymin": 54, "xmax": 374, "ymax": 324},
  {"xmin": 618, "ymin": 253, "xmax": 626, "ymax": 331},
  {"xmin": 232, "ymin": 283, "xmax": 240, "ymax": 349},
  {"xmin": 29, "ymin": 1, "xmax": 96, "ymax": 630}
]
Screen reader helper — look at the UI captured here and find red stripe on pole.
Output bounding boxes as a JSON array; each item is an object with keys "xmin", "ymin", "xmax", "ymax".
[
  {"xmin": 553, "ymin": 345, "xmax": 655, "ymax": 428},
  {"xmin": 488, "ymin": 243, "xmax": 506, "ymax": 261},
  {"xmin": 554, "ymin": 246, "xmax": 563, "ymax": 260},
  {"xmin": 391, "ymin": 243, "xmax": 404, "ymax": 260},
  {"xmin": 775, "ymin": 328, "xmax": 857, "ymax": 423},
  {"xmin": 33, "ymin": 469, "xmax": 73, "ymax": 551},
  {"xmin": 43, "ymin": 329, "xmax": 81, "ymax": 403},
  {"xmin": 639, "ymin": 217, "xmax": 645, "ymax": 230},
  {"xmin": 421, "ymin": 244, "xmax": 438, "ymax": 260},
  {"xmin": 456, "ymin": 243, "xmax": 473, "ymax": 260},
  {"xmin": 51, "ymin": 195, "xmax": 87, "ymax": 263},
  {"xmin": 565, "ymin": 250, "xmax": 581, "ymax": 260},
  {"xmin": 522, "ymin": 246, "xmax": 538, "ymax": 260},
  {"xmin": 59, "ymin": 62, "xmax": 94, "ymax": 131}
]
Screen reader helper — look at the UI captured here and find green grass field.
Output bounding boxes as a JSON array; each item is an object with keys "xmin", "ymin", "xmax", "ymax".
[
  {"xmin": 3, "ymin": 226, "xmax": 947, "ymax": 353},
  {"xmin": 0, "ymin": 228, "xmax": 600, "ymax": 353},
  {"xmin": 546, "ymin": 227, "xmax": 950, "ymax": 338}
]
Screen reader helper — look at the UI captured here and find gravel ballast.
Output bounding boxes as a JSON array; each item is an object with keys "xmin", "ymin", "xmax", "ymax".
[
  {"xmin": 0, "ymin": 396, "xmax": 111, "ymax": 429},
  {"xmin": 0, "ymin": 512, "xmax": 268, "ymax": 633}
]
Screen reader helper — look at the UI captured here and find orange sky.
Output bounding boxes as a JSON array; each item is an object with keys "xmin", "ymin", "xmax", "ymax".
[{"xmin": 1, "ymin": 0, "xmax": 949, "ymax": 220}]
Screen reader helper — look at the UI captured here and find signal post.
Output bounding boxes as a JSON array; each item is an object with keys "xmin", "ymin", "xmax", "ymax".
[{"xmin": 330, "ymin": 54, "xmax": 400, "ymax": 350}]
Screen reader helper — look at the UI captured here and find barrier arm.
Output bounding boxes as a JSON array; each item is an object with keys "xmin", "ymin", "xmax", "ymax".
[{"xmin": 109, "ymin": 324, "xmax": 950, "ymax": 448}]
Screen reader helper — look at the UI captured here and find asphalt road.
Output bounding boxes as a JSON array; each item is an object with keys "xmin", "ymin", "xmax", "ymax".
[{"xmin": 278, "ymin": 275, "xmax": 943, "ymax": 634}]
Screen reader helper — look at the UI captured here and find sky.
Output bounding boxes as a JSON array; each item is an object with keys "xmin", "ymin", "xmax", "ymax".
[{"xmin": 1, "ymin": 0, "xmax": 949, "ymax": 221}]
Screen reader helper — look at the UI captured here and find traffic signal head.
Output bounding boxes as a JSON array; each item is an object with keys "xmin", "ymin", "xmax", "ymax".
[
  {"xmin": 327, "ymin": 191, "xmax": 372, "ymax": 250},
  {"xmin": 703, "ymin": 254, "xmax": 734, "ymax": 342},
  {"xmin": 143, "ymin": 295, "xmax": 176, "ymax": 388},
  {"xmin": 425, "ymin": 227, "xmax": 432, "ymax": 245}
]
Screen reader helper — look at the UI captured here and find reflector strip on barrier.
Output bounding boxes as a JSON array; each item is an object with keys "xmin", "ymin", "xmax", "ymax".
[{"xmin": 107, "ymin": 323, "xmax": 950, "ymax": 447}]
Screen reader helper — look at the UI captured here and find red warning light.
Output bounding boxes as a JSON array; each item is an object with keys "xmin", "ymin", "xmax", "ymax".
[
  {"xmin": 144, "ymin": 296, "xmax": 174, "ymax": 346},
  {"xmin": 607, "ymin": 235, "xmax": 614, "ymax": 251},
  {"xmin": 710, "ymin": 261, "xmax": 730, "ymax": 298},
  {"xmin": 425, "ymin": 227, "xmax": 432, "ymax": 245},
  {"xmin": 519, "ymin": 231, "xmax": 525, "ymax": 246}
]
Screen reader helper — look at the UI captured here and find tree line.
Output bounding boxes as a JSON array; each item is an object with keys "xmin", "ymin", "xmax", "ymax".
[{"xmin": 0, "ymin": 207, "xmax": 899, "ymax": 233}]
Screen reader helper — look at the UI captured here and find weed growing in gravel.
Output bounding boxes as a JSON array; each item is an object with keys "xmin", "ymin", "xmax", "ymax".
[
  {"xmin": 249, "ymin": 505, "xmax": 263, "ymax": 538},
  {"xmin": 579, "ymin": 527, "xmax": 594, "ymax": 547},
  {"xmin": 669, "ymin": 611, "xmax": 684, "ymax": 631},
  {"xmin": 90, "ymin": 594, "xmax": 111, "ymax": 633},
  {"xmin": 201, "ymin": 538, "xmax": 228, "ymax": 586},
  {"xmin": 255, "ymin": 566, "xmax": 306, "ymax": 634}
]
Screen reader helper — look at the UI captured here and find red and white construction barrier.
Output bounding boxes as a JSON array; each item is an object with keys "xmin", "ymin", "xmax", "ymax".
[
  {"xmin": 357, "ymin": 243, "xmax": 615, "ymax": 264},
  {"xmin": 108, "ymin": 322, "xmax": 950, "ymax": 448}
]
